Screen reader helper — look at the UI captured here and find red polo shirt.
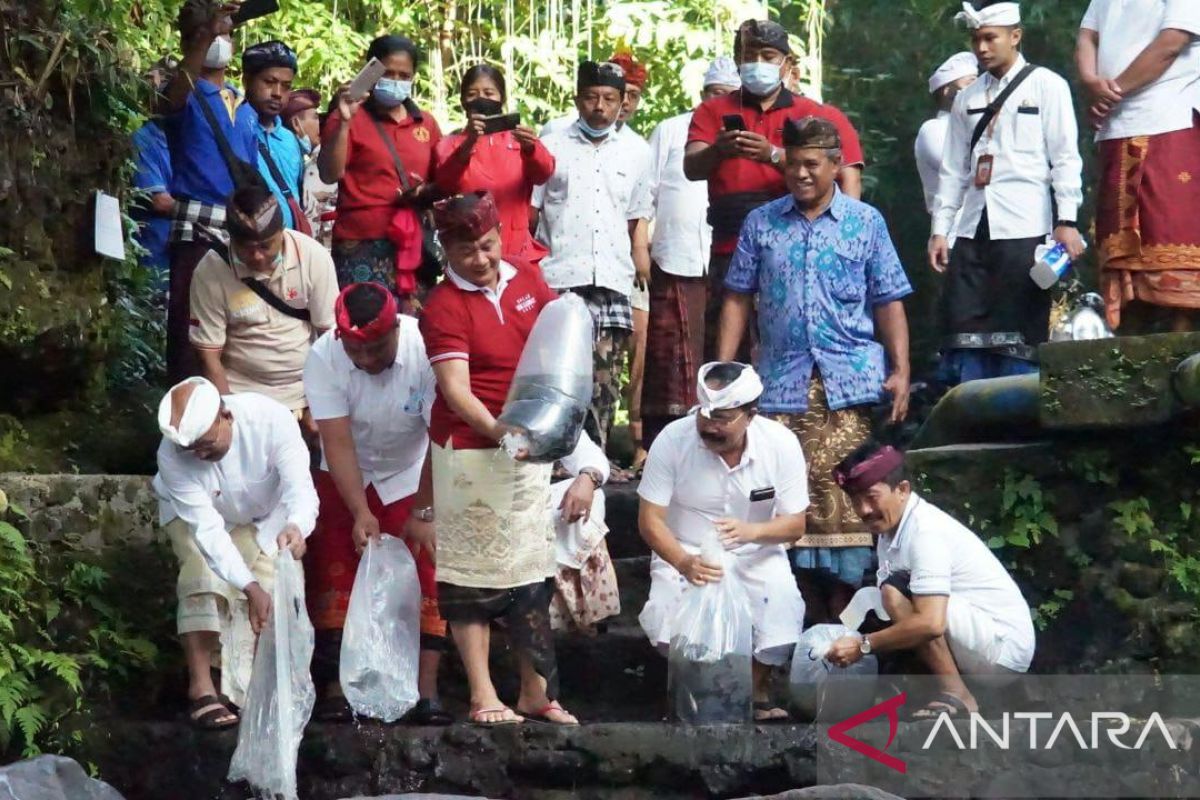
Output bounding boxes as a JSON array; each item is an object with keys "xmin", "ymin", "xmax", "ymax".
[
  {"xmin": 688, "ymin": 88, "xmax": 865, "ymax": 255},
  {"xmin": 420, "ymin": 257, "xmax": 558, "ymax": 450},
  {"xmin": 323, "ymin": 104, "xmax": 442, "ymax": 242}
]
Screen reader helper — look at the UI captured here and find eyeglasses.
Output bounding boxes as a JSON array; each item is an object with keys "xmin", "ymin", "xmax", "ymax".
[{"xmin": 699, "ymin": 410, "xmax": 746, "ymax": 428}]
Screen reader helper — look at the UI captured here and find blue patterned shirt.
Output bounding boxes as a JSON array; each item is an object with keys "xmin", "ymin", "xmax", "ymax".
[{"xmin": 725, "ymin": 189, "xmax": 912, "ymax": 413}]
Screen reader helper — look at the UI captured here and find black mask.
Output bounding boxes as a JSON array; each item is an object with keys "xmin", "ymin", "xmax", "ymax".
[{"xmin": 463, "ymin": 97, "xmax": 504, "ymax": 116}]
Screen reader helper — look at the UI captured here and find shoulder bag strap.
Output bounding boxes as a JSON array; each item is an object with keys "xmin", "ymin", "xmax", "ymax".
[
  {"xmin": 970, "ymin": 63, "xmax": 1038, "ymax": 152},
  {"xmin": 257, "ymin": 141, "xmax": 297, "ymax": 200},
  {"xmin": 196, "ymin": 89, "xmax": 256, "ymax": 185},
  {"xmin": 241, "ymin": 276, "xmax": 312, "ymax": 321},
  {"xmin": 368, "ymin": 115, "xmax": 413, "ymax": 192}
]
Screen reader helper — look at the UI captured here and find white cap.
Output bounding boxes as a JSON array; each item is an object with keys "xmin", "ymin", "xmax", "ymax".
[
  {"xmin": 955, "ymin": 1, "xmax": 1020, "ymax": 29},
  {"xmin": 695, "ymin": 362, "xmax": 763, "ymax": 417},
  {"xmin": 928, "ymin": 51, "xmax": 979, "ymax": 94},
  {"xmin": 703, "ymin": 56, "xmax": 741, "ymax": 89},
  {"xmin": 158, "ymin": 377, "xmax": 221, "ymax": 447}
]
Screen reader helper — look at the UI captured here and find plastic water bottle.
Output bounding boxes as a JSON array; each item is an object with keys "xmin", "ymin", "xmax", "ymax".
[{"xmin": 1030, "ymin": 238, "xmax": 1085, "ymax": 290}]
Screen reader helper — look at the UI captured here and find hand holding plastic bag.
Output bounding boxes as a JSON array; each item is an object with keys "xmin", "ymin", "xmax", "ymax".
[
  {"xmin": 227, "ymin": 552, "xmax": 315, "ymax": 800},
  {"xmin": 340, "ymin": 534, "xmax": 420, "ymax": 721},
  {"xmin": 789, "ymin": 623, "xmax": 878, "ymax": 722}
]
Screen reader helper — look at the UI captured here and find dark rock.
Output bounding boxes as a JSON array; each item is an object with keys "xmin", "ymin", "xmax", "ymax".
[
  {"xmin": 1118, "ymin": 562, "xmax": 1165, "ymax": 598},
  {"xmin": 0, "ymin": 755, "xmax": 125, "ymax": 800},
  {"xmin": 747, "ymin": 788, "xmax": 905, "ymax": 800}
]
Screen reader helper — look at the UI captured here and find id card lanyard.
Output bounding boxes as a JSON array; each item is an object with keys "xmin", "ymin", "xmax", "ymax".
[{"xmin": 975, "ymin": 77, "xmax": 1003, "ymax": 188}]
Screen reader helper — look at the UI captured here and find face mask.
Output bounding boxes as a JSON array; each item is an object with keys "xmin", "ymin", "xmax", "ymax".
[
  {"xmin": 232, "ymin": 248, "xmax": 284, "ymax": 273},
  {"xmin": 739, "ymin": 62, "xmax": 782, "ymax": 97},
  {"xmin": 203, "ymin": 36, "xmax": 233, "ymax": 69},
  {"xmin": 576, "ymin": 116, "xmax": 616, "ymax": 139},
  {"xmin": 373, "ymin": 78, "xmax": 412, "ymax": 108},
  {"xmin": 463, "ymin": 97, "xmax": 504, "ymax": 116}
]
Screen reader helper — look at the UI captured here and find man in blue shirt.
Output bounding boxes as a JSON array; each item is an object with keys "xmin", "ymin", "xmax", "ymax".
[
  {"xmin": 716, "ymin": 116, "xmax": 912, "ymax": 626},
  {"xmin": 131, "ymin": 118, "xmax": 174, "ymax": 289},
  {"xmin": 160, "ymin": 0, "xmax": 260, "ymax": 383},
  {"xmin": 242, "ymin": 41, "xmax": 308, "ymax": 233}
]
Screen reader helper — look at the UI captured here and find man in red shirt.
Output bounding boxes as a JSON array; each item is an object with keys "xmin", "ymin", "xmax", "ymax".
[{"xmin": 684, "ymin": 19, "xmax": 866, "ymax": 360}]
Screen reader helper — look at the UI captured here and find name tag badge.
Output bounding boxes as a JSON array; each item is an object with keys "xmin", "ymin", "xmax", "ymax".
[
  {"xmin": 749, "ymin": 487, "xmax": 776, "ymax": 502},
  {"xmin": 974, "ymin": 153, "xmax": 994, "ymax": 188}
]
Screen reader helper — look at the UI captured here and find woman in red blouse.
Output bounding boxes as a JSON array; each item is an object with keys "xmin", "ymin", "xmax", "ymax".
[
  {"xmin": 318, "ymin": 35, "xmax": 441, "ymax": 307},
  {"xmin": 433, "ymin": 65, "xmax": 555, "ymax": 264}
]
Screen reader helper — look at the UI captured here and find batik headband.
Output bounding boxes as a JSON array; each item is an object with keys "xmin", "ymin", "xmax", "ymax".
[
  {"xmin": 833, "ymin": 446, "xmax": 905, "ymax": 493},
  {"xmin": 334, "ymin": 283, "xmax": 398, "ymax": 342}
]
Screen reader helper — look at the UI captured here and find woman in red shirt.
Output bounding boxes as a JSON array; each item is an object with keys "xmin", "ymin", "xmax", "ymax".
[
  {"xmin": 433, "ymin": 65, "xmax": 555, "ymax": 264},
  {"xmin": 318, "ymin": 35, "xmax": 441, "ymax": 308}
]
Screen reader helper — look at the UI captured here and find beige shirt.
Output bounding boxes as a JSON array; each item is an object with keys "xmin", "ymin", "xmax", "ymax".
[{"xmin": 189, "ymin": 230, "xmax": 337, "ymax": 410}]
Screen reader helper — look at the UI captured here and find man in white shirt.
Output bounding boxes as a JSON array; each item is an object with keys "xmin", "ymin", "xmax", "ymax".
[
  {"xmin": 534, "ymin": 61, "xmax": 653, "ymax": 452},
  {"xmin": 638, "ymin": 362, "xmax": 807, "ymax": 721},
  {"xmin": 641, "ymin": 58, "xmax": 742, "ymax": 453},
  {"xmin": 154, "ymin": 377, "xmax": 315, "ymax": 729},
  {"xmin": 928, "ymin": 1, "xmax": 1085, "ymax": 386},
  {"xmin": 915, "ymin": 52, "xmax": 979, "ymax": 215},
  {"xmin": 302, "ymin": 282, "xmax": 449, "ymax": 724},
  {"xmin": 825, "ymin": 443, "xmax": 1035, "ymax": 717},
  {"xmin": 1076, "ymin": 0, "xmax": 1200, "ymax": 333}
]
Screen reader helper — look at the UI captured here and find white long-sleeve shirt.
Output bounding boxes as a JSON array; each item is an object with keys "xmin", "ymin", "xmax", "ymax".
[
  {"xmin": 648, "ymin": 112, "xmax": 712, "ymax": 278},
  {"xmin": 931, "ymin": 55, "xmax": 1083, "ymax": 241},
  {"xmin": 153, "ymin": 392, "xmax": 318, "ymax": 591},
  {"xmin": 915, "ymin": 112, "xmax": 951, "ymax": 214}
]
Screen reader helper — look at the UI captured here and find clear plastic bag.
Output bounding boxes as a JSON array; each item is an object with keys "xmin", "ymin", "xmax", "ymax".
[
  {"xmin": 498, "ymin": 294, "xmax": 594, "ymax": 462},
  {"xmin": 667, "ymin": 544, "xmax": 754, "ymax": 723},
  {"xmin": 788, "ymin": 623, "xmax": 878, "ymax": 723},
  {"xmin": 227, "ymin": 552, "xmax": 315, "ymax": 800},
  {"xmin": 340, "ymin": 534, "xmax": 421, "ymax": 721}
]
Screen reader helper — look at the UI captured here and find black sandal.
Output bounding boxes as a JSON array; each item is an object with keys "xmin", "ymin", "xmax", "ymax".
[
  {"xmin": 405, "ymin": 697, "xmax": 454, "ymax": 726},
  {"xmin": 910, "ymin": 691, "xmax": 971, "ymax": 720},
  {"xmin": 188, "ymin": 695, "xmax": 239, "ymax": 730}
]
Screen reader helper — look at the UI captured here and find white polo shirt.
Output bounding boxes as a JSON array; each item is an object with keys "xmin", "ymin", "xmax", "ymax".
[
  {"xmin": 876, "ymin": 492, "xmax": 1036, "ymax": 672},
  {"xmin": 637, "ymin": 414, "xmax": 809, "ymax": 556},
  {"xmin": 303, "ymin": 315, "xmax": 436, "ymax": 505},
  {"xmin": 1081, "ymin": 0, "xmax": 1200, "ymax": 141},
  {"xmin": 153, "ymin": 392, "xmax": 319, "ymax": 591}
]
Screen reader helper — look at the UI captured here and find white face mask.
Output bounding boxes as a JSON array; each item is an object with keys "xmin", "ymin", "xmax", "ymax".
[{"xmin": 203, "ymin": 36, "xmax": 234, "ymax": 69}]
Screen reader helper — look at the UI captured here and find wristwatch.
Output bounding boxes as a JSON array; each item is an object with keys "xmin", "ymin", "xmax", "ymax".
[
  {"xmin": 859, "ymin": 634, "xmax": 872, "ymax": 656},
  {"xmin": 1055, "ymin": 219, "xmax": 1078, "ymax": 229},
  {"xmin": 413, "ymin": 506, "xmax": 435, "ymax": 523},
  {"xmin": 579, "ymin": 468, "xmax": 604, "ymax": 488},
  {"xmin": 769, "ymin": 146, "xmax": 784, "ymax": 165}
]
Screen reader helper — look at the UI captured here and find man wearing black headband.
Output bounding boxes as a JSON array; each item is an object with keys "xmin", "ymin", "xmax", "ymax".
[
  {"xmin": 243, "ymin": 41, "xmax": 307, "ymax": 232},
  {"xmin": 824, "ymin": 442, "xmax": 1035, "ymax": 718},
  {"xmin": 718, "ymin": 117, "xmax": 912, "ymax": 626}
]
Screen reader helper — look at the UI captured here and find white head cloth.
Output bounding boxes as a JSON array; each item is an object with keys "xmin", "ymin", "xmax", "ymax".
[
  {"xmin": 955, "ymin": 2, "xmax": 1020, "ymax": 29},
  {"xmin": 703, "ymin": 56, "xmax": 741, "ymax": 89},
  {"xmin": 695, "ymin": 362, "xmax": 763, "ymax": 417},
  {"xmin": 928, "ymin": 51, "xmax": 979, "ymax": 94},
  {"xmin": 157, "ymin": 376, "xmax": 221, "ymax": 447}
]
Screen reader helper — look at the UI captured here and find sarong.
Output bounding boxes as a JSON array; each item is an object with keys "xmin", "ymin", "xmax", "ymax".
[
  {"xmin": 1097, "ymin": 112, "xmax": 1200, "ymax": 329},
  {"xmin": 331, "ymin": 238, "xmax": 432, "ymax": 315},
  {"xmin": 704, "ymin": 252, "xmax": 755, "ymax": 363},
  {"xmin": 305, "ymin": 469, "xmax": 445, "ymax": 640},
  {"xmin": 548, "ymin": 479, "xmax": 620, "ymax": 633},
  {"xmin": 766, "ymin": 371, "xmax": 873, "ymax": 549},
  {"xmin": 563, "ymin": 286, "xmax": 633, "ymax": 450},
  {"xmin": 167, "ymin": 240, "xmax": 212, "ymax": 383},
  {"xmin": 641, "ymin": 263, "xmax": 707, "ymax": 448}
]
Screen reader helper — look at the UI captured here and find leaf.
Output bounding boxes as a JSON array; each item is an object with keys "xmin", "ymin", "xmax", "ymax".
[{"xmin": 13, "ymin": 704, "xmax": 47, "ymax": 748}]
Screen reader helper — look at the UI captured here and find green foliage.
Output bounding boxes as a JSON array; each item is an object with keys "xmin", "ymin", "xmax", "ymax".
[{"xmin": 0, "ymin": 504, "xmax": 159, "ymax": 759}]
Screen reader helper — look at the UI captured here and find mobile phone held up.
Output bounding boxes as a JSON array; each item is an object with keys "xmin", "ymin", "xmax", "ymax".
[
  {"xmin": 231, "ymin": 0, "xmax": 279, "ymax": 25},
  {"xmin": 481, "ymin": 113, "xmax": 521, "ymax": 135},
  {"xmin": 348, "ymin": 58, "xmax": 387, "ymax": 102},
  {"xmin": 722, "ymin": 113, "xmax": 747, "ymax": 132}
]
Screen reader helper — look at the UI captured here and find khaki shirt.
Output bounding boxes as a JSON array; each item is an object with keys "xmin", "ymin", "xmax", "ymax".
[{"xmin": 189, "ymin": 230, "xmax": 337, "ymax": 410}]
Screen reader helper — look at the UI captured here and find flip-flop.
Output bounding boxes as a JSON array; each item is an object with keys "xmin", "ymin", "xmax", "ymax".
[
  {"xmin": 910, "ymin": 691, "xmax": 971, "ymax": 720},
  {"xmin": 517, "ymin": 700, "xmax": 579, "ymax": 726},
  {"xmin": 753, "ymin": 701, "xmax": 791, "ymax": 723},
  {"xmin": 188, "ymin": 694, "xmax": 239, "ymax": 730},
  {"xmin": 469, "ymin": 705, "xmax": 523, "ymax": 726}
]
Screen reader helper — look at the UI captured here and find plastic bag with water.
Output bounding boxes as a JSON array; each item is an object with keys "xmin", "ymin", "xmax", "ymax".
[
  {"xmin": 498, "ymin": 294, "xmax": 594, "ymax": 462},
  {"xmin": 666, "ymin": 542, "xmax": 754, "ymax": 723},
  {"xmin": 340, "ymin": 534, "xmax": 421, "ymax": 721},
  {"xmin": 788, "ymin": 623, "xmax": 878, "ymax": 722},
  {"xmin": 227, "ymin": 552, "xmax": 315, "ymax": 800}
]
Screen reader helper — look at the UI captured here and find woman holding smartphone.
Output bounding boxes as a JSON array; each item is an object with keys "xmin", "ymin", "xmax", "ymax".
[{"xmin": 433, "ymin": 65, "xmax": 555, "ymax": 264}]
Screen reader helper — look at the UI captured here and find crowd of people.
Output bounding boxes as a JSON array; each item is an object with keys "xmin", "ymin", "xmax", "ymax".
[{"xmin": 138, "ymin": 0, "xmax": 1200, "ymax": 729}]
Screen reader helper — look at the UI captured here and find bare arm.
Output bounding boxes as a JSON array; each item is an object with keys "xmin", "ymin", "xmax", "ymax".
[
  {"xmin": 630, "ymin": 218, "xmax": 651, "ymax": 288},
  {"xmin": 638, "ymin": 500, "xmax": 693, "ymax": 570},
  {"xmin": 1115, "ymin": 28, "xmax": 1193, "ymax": 95},
  {"xmin": 315, "ymin": 416, "xmax": 370, "ymax": 520},
  {"xmin": 717, "ymin": 510, "xmax": 806, "ymax": 547},
  {"xmin": 865, "ymin": 594, "xmax": 948, "ymax": 652},
  {"xmin": 716, "ymin": 292, "xmax": 754, "ymax": 361},
  {"xmin": 151, "ymin": 192, "xmax": 176, "ymax": 217},
  {"xmin": 874, "ymin": 299, "xmax": 911, "ymax": 423},
  {"xmin": 195, "ymin": 347, "xmax": 231, "ymax": 395},
  {"xmin": 161, "ymin": 3, "xmax": 238, "ymax": 114},
  {"xmin": 837, "ymin": 165, "xmax": 863, "ymax": 200},
  {"xmin": 431, "ymin": 360, "xmax": 503, "ymax": 442}
]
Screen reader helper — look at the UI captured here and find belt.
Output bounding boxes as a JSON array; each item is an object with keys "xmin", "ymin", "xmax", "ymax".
[{"xmin": 945, "ymin": 332, "xmax": 1038, "ymax": 362}]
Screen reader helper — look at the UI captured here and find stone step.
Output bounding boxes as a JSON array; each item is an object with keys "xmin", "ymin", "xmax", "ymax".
[{"xmin": 601, "ymin": 481, "xmax": 647, "ymax": 558}]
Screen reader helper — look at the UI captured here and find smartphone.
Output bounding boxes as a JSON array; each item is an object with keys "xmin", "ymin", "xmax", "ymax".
[
  {"xmin": 348, "ymin": 58, "xmax": 387, "ymax": 102},
  {"xmin": 232, "ymin": 0, "xmax": 279, "ymax": 25},
  {"xmin": 482, "ymin": 113, "xmax": 521, "ymax": 135},
  {"xmin": 722, "ymin": 113, "xmax": 747, "ymax": 132}
]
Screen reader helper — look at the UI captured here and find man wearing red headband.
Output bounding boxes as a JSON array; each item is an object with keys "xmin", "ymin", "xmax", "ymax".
[
  {"xmin": 824, "ymin": 442, "xmax": 1036, "ymax": 717},
  {"xmin": 301, "ymin": 281, "xmax": 450, "ymax": 724}
]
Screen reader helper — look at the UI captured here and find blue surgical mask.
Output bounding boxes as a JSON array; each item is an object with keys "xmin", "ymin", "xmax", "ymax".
[
  {"xmin": 373, "ymin": 78, "xmax": 412, "ymax": 108},
  {"xmin": 232, "ymin": 249, "xmax": 284, "ymax": 273},
  {"xmin": 739, "ymin": 62, "xmax": 782, "ymax": 97},
  {"xmin": 576, "ymin": 116, "xmax": 616, "ymax": 139}
]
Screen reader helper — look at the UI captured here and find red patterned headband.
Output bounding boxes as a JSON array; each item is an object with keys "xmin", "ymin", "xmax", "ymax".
[
  {"xmin": 334, "ymin": 283, "xmax": 398, "ymax": 342},
  {"xmin": 833, "ymin": 446, "xmax": 904, "ymax": 493}
]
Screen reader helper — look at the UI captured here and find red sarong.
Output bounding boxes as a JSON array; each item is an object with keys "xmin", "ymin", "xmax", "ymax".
[
  {"xmin": 1097, "ymin": 112, "xmax": 1200, "ymax": 329},
  {"xmin": 641, "ymin": 263, "xmax": 707, "ymax": 426},
  {"xmin": 306, "ymin": 469, "xmax": 446, "ymax": 638}
]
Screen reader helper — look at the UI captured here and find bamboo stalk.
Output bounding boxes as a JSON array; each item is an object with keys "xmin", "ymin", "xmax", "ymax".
[{"xmin": 34, "ymin": 31, "xmax": 69, "ymax": 102}]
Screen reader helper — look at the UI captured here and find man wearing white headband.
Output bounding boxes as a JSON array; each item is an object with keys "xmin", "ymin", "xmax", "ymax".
[
  {"xmin": 929, "ymin": 0, "xmax": 1085, "ymax": 385},
  {"xmin": 1076, "ymin": 0, "xmax": 1200, "ymax": 332},
  {"xmin": 153, "ymin": 377, "xmax": 317, "ymax": 730},
  {"xmin": 637, "ymin": 361, "xmax": 807, "ymax": 721},
  {"xmin": 915, "ymin": 52, "xmax": 979, "ymax": 214}
]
